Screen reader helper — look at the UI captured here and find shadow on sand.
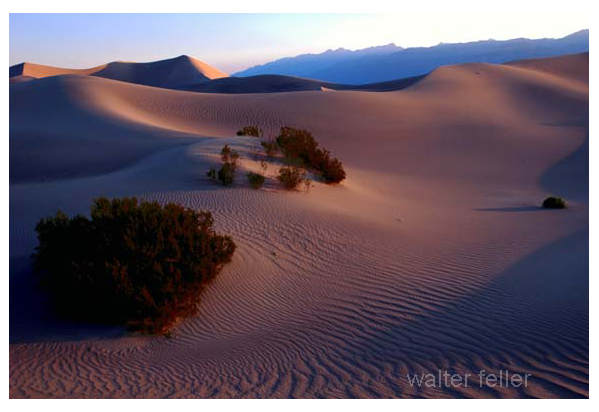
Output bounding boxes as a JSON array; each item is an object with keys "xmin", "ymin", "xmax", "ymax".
[{"xmin": 474, "ymin": 206, "xmax": 544, "ymax": 213}]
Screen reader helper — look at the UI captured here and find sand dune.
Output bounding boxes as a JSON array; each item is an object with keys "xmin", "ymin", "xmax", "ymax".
[
  {"xmin": 9, "ymin": 55, "xmax": 227, "ymax": 89},
  {"xmin": 180, "ymin": 74, "xmax": 424, "ymax": 93},
  {"xmin": 93, "ymin": 55, "xmax": 228, "ymax": 89},
  {"xmin": 6, "ymin": 55, "xmax": 425, "ymax": 94},
  {"xmin": 9, "ymin": 53, "xmax": 588, "ymax": 398},
  {"xmin": 507, "ymin": 52, "xmax": 589, "ymax": 84},
  {"xmin": 9, "ymin": 61, "xmax": 108, "ymax": 80}
]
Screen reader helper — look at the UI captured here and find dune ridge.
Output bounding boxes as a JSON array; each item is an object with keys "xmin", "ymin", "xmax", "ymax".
[
  {"xmin": 9, "ymin": 53, "xmax": 588, "ymax": 398},
  {"xmin": 179, "ymin": 74, "xmax": 425, "ymax": 93},
  {"xmin": 9, "ymin": 55, "xmax": 228, "ymax": 89},
  {"xmin": 9, "ymin": 61, "xmax": 108, "ymax": 79}
]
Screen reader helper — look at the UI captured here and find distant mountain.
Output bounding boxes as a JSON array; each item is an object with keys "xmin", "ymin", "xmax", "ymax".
[
  {"xmin": 234, "ymin": 43, "xmax": 403, "ymax": 79},
  {"xmin": 234, "ymin": 30, "xmax": 589, "ymax": 84},
  {"xmin": 9, "ymin": 55, "xmax": 228, "ymax": 89}
]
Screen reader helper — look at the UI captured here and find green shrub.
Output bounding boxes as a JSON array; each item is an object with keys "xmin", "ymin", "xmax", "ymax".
[
  {"xmin": 542, "ymin": 197, "xmax": 567, "ymax": 209},
  {"xmin": 259, "ymin": 160, "xmax": 268, "ymax": 173},
  {"xmin": 276, "ymin": 126, "xmax": 318, "ymax": 161},
  {"xmin": 260, "ymin": 140, "xmax": 278, "ymax": 157},
  {"xmin": 237, "ymin": 126, "xmax": 263, "ymax": 137},
  {"xmin": 206, "ymin": 167, "xmax": 217, "ymax": 181},
  {"xmin": 218, "ymin": 162, "xmax": 236, "ymax": 186},
  {"xmin": 247, "ymin": 172, "xmax": 265, "ymax": 189},
  {"xmin": 275, "ymin": 127, "xmax": 346, "ymax": 184},
  {"xmin": 32, "ymin": 197, "xmax": 236, "ymax": 335},
  {"xmin": 320, "ymin": 156, "xmax": 346, "ymax": 183},
  {"xmin": 311, "ymin": 148, "xmax": 347, "ymax": 183},
  {"xmin": 277, "ymin": 166, "xmax": 309, "ymax": 191},
  {"xmin": 221, "ymin": 144, "xmax": 240, "ymax": 166}
]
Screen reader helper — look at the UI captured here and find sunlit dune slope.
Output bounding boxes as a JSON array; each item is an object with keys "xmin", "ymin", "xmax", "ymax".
[{"xmin": 9, "ymin": 55, "xmax": 228, "ymax": 89}]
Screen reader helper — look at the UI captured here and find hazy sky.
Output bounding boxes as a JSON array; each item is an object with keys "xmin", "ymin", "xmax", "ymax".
[{"xmin": 9, "ymin": 13, "xmax": 588, "ymax": 73}]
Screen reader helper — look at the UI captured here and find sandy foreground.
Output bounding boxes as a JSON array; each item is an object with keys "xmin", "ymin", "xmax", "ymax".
[{"xmin": 9, "ymin": 53, "xmax": 588, "ymax": 398}]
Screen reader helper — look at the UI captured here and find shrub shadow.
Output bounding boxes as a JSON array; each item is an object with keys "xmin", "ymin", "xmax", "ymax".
[{"xmin": 474, "ymin": 206, "xmax": 545, "ymax": 213}]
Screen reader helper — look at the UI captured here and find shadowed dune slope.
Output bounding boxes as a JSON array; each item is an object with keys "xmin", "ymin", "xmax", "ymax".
[
  {"xmin": 179, "ymin": 74, "xmax": 425, "ymax": 93},
  {"xmin": 9, "ymin": 75, "xmax": 36, "ymax": 85},
  {"xmin": 10, "ymin": 53, "xmax": 588, "ymax": 398}
]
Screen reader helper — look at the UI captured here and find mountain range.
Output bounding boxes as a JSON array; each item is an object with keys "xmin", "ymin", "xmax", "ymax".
[{"xmin": 234, "ymin": 29, "xmax": 589, "ymax": 84}]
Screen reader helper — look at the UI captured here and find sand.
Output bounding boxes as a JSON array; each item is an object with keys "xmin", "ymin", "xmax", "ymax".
[
  {"xmin": 9, "ymin": 55, "xmax": 227, "ymax": 89},
  {"xmin": 179, "ymin": 74, "xmax": 424, "ymax": 93},
  {"xmin": 9, "ymin": 53, "xmax": 588, "ymax": 398}
]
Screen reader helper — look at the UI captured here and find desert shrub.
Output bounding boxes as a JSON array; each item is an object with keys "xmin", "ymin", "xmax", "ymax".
[
  {"xmin": 261, "ymin": 140, "xmax": 279, "ymax": 158},
  {"xmin": 542, "ymin": 197, "xmax": 567, "ymax": 209},
  {"xmin": 207, "ymin": 167, "xmax": 217, "ymax": 181},
  {"xmin": 259, "ymin": 160, "xmax": 268, "ymax": 173},
  {"xmin": 276, "ymin": 127, "xmax": 318, "ymax": 161},
  {"xmin": 237, "ymin": 125, "xmax": 263, "ymax": 138},
  {"xmin": 310, "ymin": 147, "xmax": 347, "ymax": 183},
  {"xmin": 319, "ymin": 155, "xmax": 346, "ymax": 183},
  {"xmin": 221, "ymin": 144, "xmax": 231, "ymax": 162},
  {"xmin": 247, "ymin": 172, "xmax": 265, "ymax": 189},
  {"xmin": 218, "ymin": 162, "xmax": 236, "ymax": 186},
  {"xmin": 32, "ymin": 197, "xmax": 236, "ymax": 335},
  {"xmin": 275, "ymin": 127, "xmax": 346, "ymax": 183},
  {"xmin": 221, "ymin": 144, "xmax": 240, "ymax": 166},
  {"xmin": 277, "ymin": 166, "xmax": 310, "ymax": 191},
  {"xmin": 231, "ymin": 151, "xmax": 240, "ymax": 165}
]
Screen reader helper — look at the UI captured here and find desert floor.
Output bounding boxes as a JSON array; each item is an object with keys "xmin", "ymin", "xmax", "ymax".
[{"xmin": 9, "ymin": 53, "xmax": 589, "ymax": 398}]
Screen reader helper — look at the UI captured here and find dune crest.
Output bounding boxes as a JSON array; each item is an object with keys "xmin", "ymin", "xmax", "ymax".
[
  {"xmin": 9, "ymin": 61, "xmax": 108, "ymax": 80},
  {"xmin": 9, "ymin": 54, "xmax": 228, "ymax": 89},
  {"xmin": 93, "ymin": 55, "xmax": 228, "ymax": 89}
]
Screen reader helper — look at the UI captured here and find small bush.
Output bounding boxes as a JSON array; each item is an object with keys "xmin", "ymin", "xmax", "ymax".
[
  {"xmin": 237, "ymin": 126, "xmax": 263, "ymax": 138},
  {"xmin": 247, "ymin": 172, "xmax": 265, "ymax": 189},
  {"xmin": 32, "ymin": 197, "xmax": 236, "ymax": 335},
  {"xmin": 311, "ymin": 148, "xmax": 347, "ymax": 183},
  {"xmin": 277, "ymin": 166, "xmax": 310, "ymax": 191},
  {"xmin": 221, "ymin": 144, "xmax": 240, "ymax": 166},
  {"xmin": 275, "ymin": 127, "xmax": 346, "ymax": 184},
  {"xmin": 259, "ymin": 160, "xmax": 268, "ymax": 173},
  {"xmin": 207, "ymin": 167, "xmax": 217, "ymax": 181},
  {"xmin": 542, "ymin": 197, "xmax": 567, "ymax": 209},
  {"xmin": 261, "ymin": 140, "xmax": 279, "ymax": 158},
  {"xmin": 218, "ymin": 162, "xmax": 236, "ymax": 186},
  {"xmin": 276, "ymin": 127, "xmax": 318, "ymax": 161},
  {"xmin": 320, "ymin": 157, "xmax": 346, "ymax": 183}
]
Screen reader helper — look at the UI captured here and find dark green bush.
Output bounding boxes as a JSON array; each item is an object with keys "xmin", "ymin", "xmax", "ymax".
[
  {"xmin": 311, "ymin": 148, "xmax": 346, "ymax": 184},
  {"xmin": 542, "ymin": 197, "xmax": 567, "ymax": 209},
  {"xmin": 275, "ymin": 127, "xmax": 346, "ymax": 184},
  {"xmin": 277, "ymin": 166, "xmax": 309, "ymax": 191},
  {"xmin": 32, "ymin": 197, "xmax": 236, "ymax": 335},
  {"xmin": 218, "ymin": 162, "xmax": 236, "ymax": 186},
  {"xmin": 207, "ymin": 167, "xmax": 217, "ymax": 181},
  {"xmin": 221, "ymin": 144, "xmax": 239, "ymax": 166},
  {"xmin": 261, "ymin": 140, "xmax": 278, "ymax": 157},
  {"xmin": 237, "ymin": 126, "xmax": 263, "ymax": 137},
  {"xmin": 247, "ymin": 172, "xmax": 265, "ymax": 189},
  {"xmin": 276, "ymin": 127, "xmax": 318, "ymax": 161}
]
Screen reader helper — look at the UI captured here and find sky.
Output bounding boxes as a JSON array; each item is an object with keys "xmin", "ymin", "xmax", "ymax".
[{"xmin": 9, "ymin": 13, "xmax": 589, "ymax": 74}]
